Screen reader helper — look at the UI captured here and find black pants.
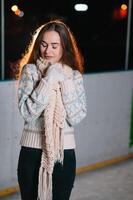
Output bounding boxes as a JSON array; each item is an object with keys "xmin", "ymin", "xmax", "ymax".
[{"xmin": 17, "ymin": 147, "xmax": 76, "ymax": 200}]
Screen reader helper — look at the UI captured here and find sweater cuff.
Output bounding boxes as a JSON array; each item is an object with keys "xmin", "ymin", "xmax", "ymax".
[
  {"xmin": 35, "ymin": 78, "xmax": 52, "ymax": 94},
  {"xmin": 31, "ymin": 78, "xmax": 52, "ymax": 105}
]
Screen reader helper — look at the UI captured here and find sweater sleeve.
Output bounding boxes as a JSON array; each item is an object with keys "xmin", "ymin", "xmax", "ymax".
[
  {"xmin": 18, "ymin": 64, "xmax": 52, "ymax": 122},
  {"xmin": 60, "ymin": 70, "xmax": 87, "ymax": 126}
]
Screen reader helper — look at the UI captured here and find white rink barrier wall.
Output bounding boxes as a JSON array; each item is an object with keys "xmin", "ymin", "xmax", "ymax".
[{"xmin": 0, "ymin": 71, "xmax": 133, "ymax": 190}]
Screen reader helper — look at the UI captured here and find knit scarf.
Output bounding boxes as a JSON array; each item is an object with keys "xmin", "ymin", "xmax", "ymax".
[{"xmin": 37, "ymin": 71, "xmax": 66, "ymax": 199}]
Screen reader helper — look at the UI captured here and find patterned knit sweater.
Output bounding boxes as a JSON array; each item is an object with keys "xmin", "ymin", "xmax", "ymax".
[{"xmin": 18, "ymin": 64, "xmax": 87, "ymax": 150}]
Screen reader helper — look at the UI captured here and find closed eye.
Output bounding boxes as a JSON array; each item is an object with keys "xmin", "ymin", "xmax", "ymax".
[
  {"xmin": 41, "ymin": 42, "xmax": 47, "ymax": 48},
  {"xmin": 52, "ymin": 46, "xmax": 58, "ymax": 49}
]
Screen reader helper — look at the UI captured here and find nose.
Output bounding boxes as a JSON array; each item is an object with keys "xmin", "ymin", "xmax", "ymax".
[{"xmin": 45, "ymin": 45, "xmax": 51, "ymax": 54}]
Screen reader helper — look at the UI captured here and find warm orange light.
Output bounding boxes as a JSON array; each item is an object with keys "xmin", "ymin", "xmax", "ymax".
[
  {"xmin": 11, "ymin": 5, "xmax": 18, "ymax": 12},
  {"xmin": 113, "ymin": 4, "xmax": 128, "ymax": 20},
  {"xmin": 121, "ymin": 4, "xmax": 128, "ymax": 11},
  {"xmin": 120, "ymin": 4, "xmax": 127, "ymax": 18},
  {"xmin": 15, "ymin": 9, "xmax": 21, "ymax": 16}
]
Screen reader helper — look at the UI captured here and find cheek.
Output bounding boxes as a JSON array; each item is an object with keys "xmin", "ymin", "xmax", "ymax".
[
  {"xmin": 55, "ymin": 51, "xmax": 62, "ymax": 62},
  {"xmin": 40, "ymin": 46, "xmax": 45, "ymax": 56},
  {"xmin": 57, "ymin": 48, "xmax": 63, "ymax": 59}
]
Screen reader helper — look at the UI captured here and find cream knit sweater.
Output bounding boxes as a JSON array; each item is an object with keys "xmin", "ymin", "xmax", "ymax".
[{"xmin": 18, "ymin": 63, "xmax": 87, "ymax": 150}]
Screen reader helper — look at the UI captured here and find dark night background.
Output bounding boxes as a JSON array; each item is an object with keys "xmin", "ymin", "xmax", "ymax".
[{"xmin": 3, "ymin": 0, "xmax": 133, "ymax": 79}]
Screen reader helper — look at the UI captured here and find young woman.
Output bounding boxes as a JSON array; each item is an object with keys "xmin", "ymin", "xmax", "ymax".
[{"xmin": 17, "ymin": 19, "xmax": 87, "ymax": 200}]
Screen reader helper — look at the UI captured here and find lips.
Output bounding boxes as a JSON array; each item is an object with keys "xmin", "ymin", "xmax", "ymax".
[{"xmin": 45, "ymin": 56, "xmax": 53, "ymax": 60}]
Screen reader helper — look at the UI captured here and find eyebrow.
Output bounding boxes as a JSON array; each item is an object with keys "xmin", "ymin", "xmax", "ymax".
[{"xmin": 42, "ymin": 40, "xmax": 60, "ymax": 45}]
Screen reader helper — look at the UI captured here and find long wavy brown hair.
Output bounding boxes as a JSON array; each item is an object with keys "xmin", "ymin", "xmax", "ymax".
[{"xmin": 17, "ymin": 19, "xmax": 84, "ymax": 79}]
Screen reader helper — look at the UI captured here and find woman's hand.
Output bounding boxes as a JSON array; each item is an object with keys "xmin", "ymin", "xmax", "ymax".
[{"xmin": 36, "ymin": 57, "xmax": 51, "ymax": 75}]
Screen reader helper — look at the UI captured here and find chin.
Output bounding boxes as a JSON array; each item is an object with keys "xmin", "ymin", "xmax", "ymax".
[{"xmin": 51, "ymin": 60, "xmax": 57, "ymax": 64}]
